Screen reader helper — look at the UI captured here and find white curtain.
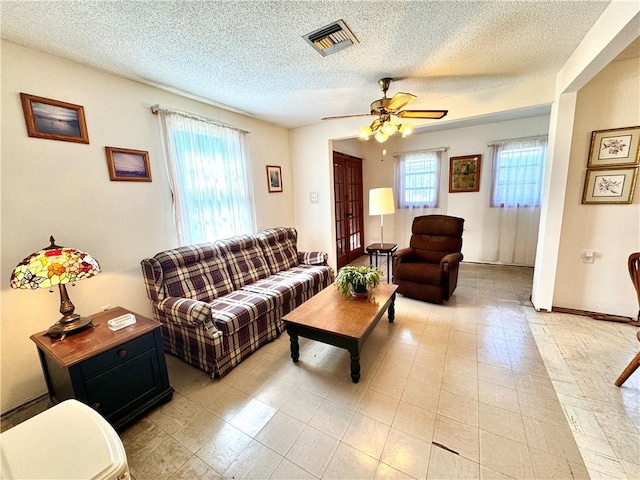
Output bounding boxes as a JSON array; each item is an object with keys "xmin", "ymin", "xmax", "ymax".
[
  {"xmin": 394, "ymin": 149, "xmax": 447, "ymax": 248},
  {"xmin": 157, "ymin": 109, "xmax": 255, "ymax": 245},
  {"xmin": 483, "ymin": 136, "xmax": 547, "ymax": 265}
]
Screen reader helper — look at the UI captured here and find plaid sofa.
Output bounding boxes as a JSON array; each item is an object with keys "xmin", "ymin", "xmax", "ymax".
[{"xmin": 140, "ymin": 227, "xmax": 334, "ymax": 377}]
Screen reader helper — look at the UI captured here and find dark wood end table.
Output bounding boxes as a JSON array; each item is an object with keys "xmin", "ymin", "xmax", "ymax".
[
  {"xmin": 366, "ymin": 243, "xmax": 398, "ymax": 283},
  {"xmin": 30, "ymin": 306, "xmax": 173, "ymax": 430}
]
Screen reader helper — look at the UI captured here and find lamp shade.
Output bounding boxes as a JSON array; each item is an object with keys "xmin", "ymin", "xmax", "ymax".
[
  {"xmin": 11, "ymin": 238, "xmax": 101, "ymax": 290},
  {"xmin": 369, "ymin": 188, "xmax": 396, "ymax": 216}
]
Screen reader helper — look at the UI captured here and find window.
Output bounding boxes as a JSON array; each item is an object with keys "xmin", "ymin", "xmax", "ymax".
[
  {"xmin": 490, "ymin": 137, "xmax": 547, "ymax": 207},
  {"xmin": 157, "ymin": 109, "xmax": 254, "ymax": 244},
  {"xmin": 395, "ymin": 150, "xmax": 442, "ymax": 208}
]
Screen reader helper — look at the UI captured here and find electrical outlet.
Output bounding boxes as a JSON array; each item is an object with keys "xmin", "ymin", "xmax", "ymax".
[
  {"xmin": 582, "ymin": 251, "xmax": 595, "ymax": 264},
  {"xmin": 100, "ymin": 304, "xmax": 111, "ymax": 311}
]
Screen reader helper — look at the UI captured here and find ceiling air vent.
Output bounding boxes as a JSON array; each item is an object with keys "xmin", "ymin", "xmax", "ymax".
[{"xmin": 303, "ymin": 19, "xmax": 359, "ymax": 57}]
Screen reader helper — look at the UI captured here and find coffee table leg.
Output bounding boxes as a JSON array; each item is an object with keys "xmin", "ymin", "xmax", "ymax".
[
  {"xmin": 348, "ymin": 343, "xmax": 361, "ymax": 383},
  {"xmin": 286, "ymin": 323, "xmax": 300, "ymax": 363},
  {"xmin": 388, "ymin": 293, "xmax": 396, "ymax": 323}
]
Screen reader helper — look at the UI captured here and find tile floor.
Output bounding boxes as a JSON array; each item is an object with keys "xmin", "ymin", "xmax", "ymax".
[{"xmin": 3, "ymin": 262, "xmax": 639, "ymax": 479}]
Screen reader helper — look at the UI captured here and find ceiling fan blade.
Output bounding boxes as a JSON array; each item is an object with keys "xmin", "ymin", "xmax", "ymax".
[
  {"xmin": 321, "ymin": 113, "xmax": 374, "ymax": 120},
  {"xmin": 397, "ymin": 110, "xmax": 448, "ymax": 119},
  {"xmin": 385, "ymin": 92, "xmax": 416, "ymax": 112}
]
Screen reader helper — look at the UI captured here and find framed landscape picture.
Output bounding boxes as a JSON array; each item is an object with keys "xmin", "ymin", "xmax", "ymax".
[
  {"xmin": 20, "ymin": 93, "xmax": 89, "ymax": 144},
  {"xmin": 449, "ymin": 154, "xmax": 481, "ymax": 193},
  {"xmin": 266, "ymin": 165, "xmax": 283, "ymax": 192},
  {"xmin": 582, "ymin": 167, "xmax": 638, "ymax": 204},
  {"xmin": 105, "ymin": 147, "xmax": 152, "ymax": 182},
  {"xmin": 587, "ymin": 126, "xmax": 640, "ymax": 167}
]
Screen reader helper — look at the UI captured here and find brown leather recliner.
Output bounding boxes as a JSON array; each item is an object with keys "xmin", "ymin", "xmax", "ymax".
[{"xmin": 392, "ymin": 215, "xmax": 464, "ymax": 304}]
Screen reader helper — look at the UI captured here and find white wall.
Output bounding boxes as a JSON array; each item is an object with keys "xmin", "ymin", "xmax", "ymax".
[
  {"xmin": 0, "ymin": 41, "xmax": 295, "ymax": 412},
  {"xmin": 334, "ymin": 115, "xmax": 550, "ymax": 264},
  {"xmin": 553, "ymin": 56, "xmax": 640, "ymax": 318}
]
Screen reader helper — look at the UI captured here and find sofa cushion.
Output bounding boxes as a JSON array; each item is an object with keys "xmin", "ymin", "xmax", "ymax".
[
  {"xmin": 240, "ymin": 274, "xmax": 308, "ymax": 307},
  {"xmin": 154, "ymin": 243, "xmax": 234, "ymax": 302},
  {"xmin": 210, "ymin": 290, "xmax": 276, "ymax": 335},
  {"xmin": 256, "ymin": 227, "xmax": 298, "ymax": 274},
  {"xmin": 394, "ymin": 262, "xmax": 443, "ymax": 286},
  {"xmin": 215, "ymin": 234, "xmax": 271, "ymax": 290},
  {"xmin": 274, "ymin": 264, "xmax": 334, "ymax": 290}
]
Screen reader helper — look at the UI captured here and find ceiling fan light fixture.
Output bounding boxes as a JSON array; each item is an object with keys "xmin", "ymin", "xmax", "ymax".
[
  {"xmin": 382, "ymin": 120, "xmax": 398, "ymax": 135},
  {"xmin": 359, "ymin": 125, "xmax": 372, "ymax": 140},
  {"xmin": 399, "ymin": 124, "xmax": 412, "ymax": 137},
  {"xmin": 374, "ymin": 130, "xmax": 388, "ymax": 143}
]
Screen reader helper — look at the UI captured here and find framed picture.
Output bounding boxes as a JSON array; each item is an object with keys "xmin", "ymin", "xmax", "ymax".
[
  {"xmin": 105, "ymin": 147, "xmax": 152, "ymax": 182},
  {"xmin": 266, "ymin": 165, "xmax": 283, "ymax": 192},
  {"xmin": 449, "ymin": 154, "xmax": 481, "ymax": 193},
  {"xmin": 20, "ymin": 93, "xmax": 89, "ymax": 144},
  {"xmin": 587, "ymin": 126, "xmax": 640, "ymax": 167},
  {"xmin": 582, "ymin": 167, "xmax": 638, "ymax": 204}
]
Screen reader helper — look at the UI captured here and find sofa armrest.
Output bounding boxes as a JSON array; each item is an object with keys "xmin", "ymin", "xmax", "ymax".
[
  {"xmin": 298, "ymin": 251, "xmax": 328, "ymax": 266},
  {"xmin": 157, "ymin": 297, "xmax": 213, "ymax": 327},
  {"xmin": 440, "ymin": 252, "xmax": 463, "ymax": 268}
]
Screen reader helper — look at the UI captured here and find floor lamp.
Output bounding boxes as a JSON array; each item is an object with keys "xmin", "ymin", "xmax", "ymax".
[{"xmin": 369, "ymin": 187, "xmax": 395, "ymax": 247}]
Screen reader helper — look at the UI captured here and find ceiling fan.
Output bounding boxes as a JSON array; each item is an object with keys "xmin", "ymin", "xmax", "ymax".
[{"xmin": 322, "ymin": 77, "xmax": 448, "ymax": 142}]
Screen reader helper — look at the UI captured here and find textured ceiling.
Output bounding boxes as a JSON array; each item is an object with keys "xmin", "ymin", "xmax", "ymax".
[{"xmin": 1, "ymin": 1, "xmax": 613, "ymax": 128}]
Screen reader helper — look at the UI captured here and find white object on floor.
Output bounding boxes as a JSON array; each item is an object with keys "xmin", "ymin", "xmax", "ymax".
[{"xmin": 0, "ymin": 399, "xmax": 129, "ymax": 479}]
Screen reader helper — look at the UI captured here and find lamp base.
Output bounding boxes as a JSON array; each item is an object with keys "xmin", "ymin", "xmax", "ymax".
[{"xmin": 46, "ymin": 316, "xmax": 94, "ymax": 340}]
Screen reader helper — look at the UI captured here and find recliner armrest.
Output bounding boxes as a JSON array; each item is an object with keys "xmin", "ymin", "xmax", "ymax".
[
  {"xmin": 440, "ymin": 252, "xmax": 463, "ymax": 268},
  {"xmin": 393, "ymin": 248, "xmax": 415, "ymax": 263}
]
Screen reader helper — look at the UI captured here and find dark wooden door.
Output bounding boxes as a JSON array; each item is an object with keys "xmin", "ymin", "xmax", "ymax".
[{"xmin": 334, "ymin": 152, "xmax": 364, "ymax": 268}]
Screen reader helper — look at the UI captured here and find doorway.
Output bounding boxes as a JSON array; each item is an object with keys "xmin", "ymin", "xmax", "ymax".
[{"xmin": 333, "ymin": 151, "xmax": 364, "ymax": 269}]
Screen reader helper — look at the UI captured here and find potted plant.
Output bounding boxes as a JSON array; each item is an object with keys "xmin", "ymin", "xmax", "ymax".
[{"xmin": 336, "ymin": 265, "xmax": 383, "ymax": 297}]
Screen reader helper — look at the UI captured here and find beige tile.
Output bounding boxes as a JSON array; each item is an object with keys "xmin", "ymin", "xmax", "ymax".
[
  {"xmin": 479, "ymin": 430, "xmax": 533, "ymax": 479},
  {"xmin": 196, "ymin": 422, "xmax": 252, "ymax": 474},
  {"xmin": 147, "ymin": 391, "xmax": 209, "ymax": 436},
  {"xmin": 373, "ymin": 462, "xmax": 415, "ymax": 480},
  {"xmin": 172, "ymin": 408, "xmax": 226, "ymax": 453},
  {"xmin": 357, "ymin": 389, "xmax": 400, "ymax": 425},
  {"xmin": 442, "ymin": 370, "xmax": 479, "ymax": 400},
  {"xmin": 479, "ymin": 402, "xmax": 526, "ymax": 445},
  {"xmin": 479, "ymin": 465, "xmax": 514, "ymax": 480},
  {"xmin": 427, "ymin": 445, "xmax": 480, "ymax": 479},
  {"xmin": 433, "ymin": 414, "xmax": 480, "ymax": 462},
  {"xmin": 562, "ymin": 403, "xmax": 608, "ymax": 440},
  {"xmin": 438, "ymin": 389, "xmax": 479, "ymax": 427},
  {"xmin": 521, "ymin": 415, "xmax": 585, "ymax": 466},
  {"xmin": 322, "ymin": 442, "xmax": 379, "ymax": 479},
  {"xmin": 369, "ymin": 369, "xmax": 408, "ymax": 399},
  {"xmin": 408, "ymin": 361, "xmax": 445, "ymax": 387},
  {"xmin": 120, "ymin": 418, "xmax": 170, "ymax": 462},
  {"xmin": 202, "ymin": 386, "xmax": 252, "ymax": 421},
  {"xmin": 285, "ymin": 425, "xmax": 339, "ymax": 478},
  {"xmin": 477, "ymin": 362, "xmax": 515, "ymax": 389},
  {"xmin": 445, "ymin": 354, "xmax": 479, "ymax": 379},
  {"xmin": 528, "ymin": 448, "xmax": 590, "ymax": 480},
  {"xmin": 228, "ymin": 398, "xmax": 277, "ymax": 437},
  {"xmin": 478, "ymin": 380, "xmax": 520, "ymax": 414},
  {"xmin": 343, "ymin": 412, "xmax": 391, "ymax": 459},
  {"xmin": 269, "ymin": 459, "xmax": 317, "ymax": 479},
  {"xmin": 168, "ymin": 456, "xmax": 223, "ymax": 479},
  {"xmin": 325, "ymin": 378, "xmax": 368, "ymax": 410},
  {"xmin": 401, "ymin": 378, "xmax": 441, "ymax": 413},
  {"xmin": 308, "ymin": 398, "xmax": 354, "ymax": 440},
  {"xmin": 129, "ymin": 436, "xmax": 193, "ymax": 480},
  {"xmin": 255, "ymin": 375, "xmax": 298, "ymax": 408},
  {"xmin": 381, "ymin": 428, "xmax": 432, "ymax": 479},
  {"xmin": 223, "ymin": 439, "xmax": 282, "ymax": 479},
  {"xmin": 280, "ymin": 386, "xmax": 324, "ymax": 423},
  {"xmin": 254, "ymin": 411, "xmax": 305, "ymax": 456},
  {"xmin": 392, "ymin": 401, "xmax": 437, "ymax": 442}
]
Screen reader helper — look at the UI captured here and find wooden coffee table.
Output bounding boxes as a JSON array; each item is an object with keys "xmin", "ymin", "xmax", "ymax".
[{"xmin": 283, "ymin": 283, "xmax": 398, "ymax": 383}]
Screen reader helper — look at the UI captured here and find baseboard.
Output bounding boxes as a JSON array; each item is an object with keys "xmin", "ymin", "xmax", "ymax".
[{"xmin": 552, "ymin": 306, "xmax": 640, "ymax": 327}]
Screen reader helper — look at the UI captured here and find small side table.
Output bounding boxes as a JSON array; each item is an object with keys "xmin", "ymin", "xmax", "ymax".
[
  {"xmin": 366, "ymin": 243, "xmax": 398, "ymax": 283},
  {"xmin": 30, "ymin": 306, "xmax": 173, "ymax": 430}
]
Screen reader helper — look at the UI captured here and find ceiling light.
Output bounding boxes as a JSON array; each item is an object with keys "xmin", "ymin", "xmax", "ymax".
[{"xmin": 361, "ymin": 117, "xmax": 412, "ymax": 144}]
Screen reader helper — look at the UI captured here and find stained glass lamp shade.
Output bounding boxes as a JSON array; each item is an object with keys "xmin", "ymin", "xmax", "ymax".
[{"xmin": 10, "ymin": 236, "xmax": 101, "ymax": 339}]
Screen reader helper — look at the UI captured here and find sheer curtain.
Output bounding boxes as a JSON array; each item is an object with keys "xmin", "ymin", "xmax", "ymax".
[
  {"xmin": 394, "ymin": 149, "xmax": 447, "ymax": 248},
  {"xmin": 157, "ymin": 108, "xmax": 255, "ymax": 245},
  {"xmin": 483, "ymin": 136, "xmax": 547, "ymax": 265}
]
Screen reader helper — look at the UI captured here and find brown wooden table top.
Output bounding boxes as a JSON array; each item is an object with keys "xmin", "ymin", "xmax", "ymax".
[
  {"xmin": 283, "ymin": 283, "xmax": 398, "ymax": 340},
  {"xmin": 30, "ymin": 306, "xmax": 159, "ymax": 368}
]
